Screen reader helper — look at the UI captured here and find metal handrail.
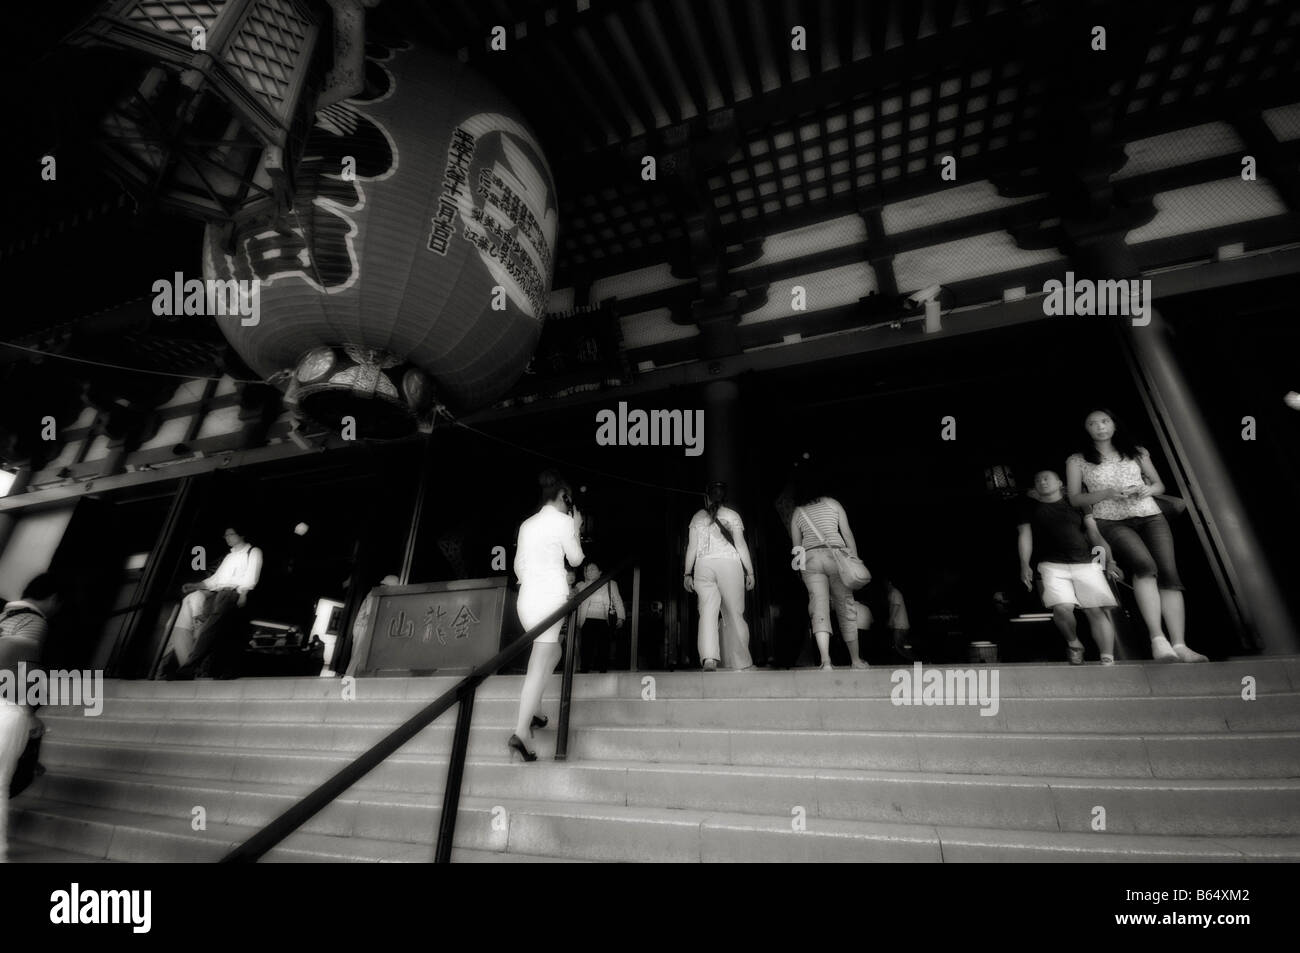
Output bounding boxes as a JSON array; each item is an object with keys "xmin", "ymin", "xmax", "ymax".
[{"xmin": 221, "ymin": 555, "xmax": 635, "ymax": 864}]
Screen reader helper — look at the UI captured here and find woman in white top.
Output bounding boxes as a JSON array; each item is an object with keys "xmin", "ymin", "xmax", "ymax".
[
  {"xmin": 683, "ymin": 482, "xmax": 755, "ymax": 671},
  {"xmin": 510, "ymin": 470, "xmax": 584, "ymax": 761},
  {"xmin": 576, "ymin": 561, "xmax": 626, "ymax": 672},
  {"xmin": 159, "ymin": 525, "xmax": 263, "ymax": 677},
  {"xmin": 1066, "ymin": 408, "xmax": 1206, "ymax": 663},
  {"xmin": 790, "ymin": 478, "xmax": 869, "ymax": 670}
]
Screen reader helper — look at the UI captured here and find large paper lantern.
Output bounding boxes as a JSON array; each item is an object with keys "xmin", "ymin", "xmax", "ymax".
[{"xmin": 203, "ymin": 42, "xmax": 558, "ymax": 436}]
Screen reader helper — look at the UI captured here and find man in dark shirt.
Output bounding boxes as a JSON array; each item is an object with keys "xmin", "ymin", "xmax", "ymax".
[{"xmin": 1016, "ymin": 470, "xmax": 1121, "ymax": 665}]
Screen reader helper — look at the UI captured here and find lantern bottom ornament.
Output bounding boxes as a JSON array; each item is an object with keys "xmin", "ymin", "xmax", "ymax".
[{"xmin": 287, "ymin": 345, "xmax": 435, "ymax": 439}]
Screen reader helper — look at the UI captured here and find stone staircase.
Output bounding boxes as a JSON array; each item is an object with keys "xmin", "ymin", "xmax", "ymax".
[{"xmin": 9, "ymin": 658, "xmax": 1300, "ymax": 862}]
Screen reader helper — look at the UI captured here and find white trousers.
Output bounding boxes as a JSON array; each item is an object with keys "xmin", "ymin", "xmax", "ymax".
[
  {"xmin": 695, "ymin": 559, "xmax": 752, "ymax": 669},
  {"xmin": 167, "ymin": 590, "xmax": 216, "ymax": 665}
]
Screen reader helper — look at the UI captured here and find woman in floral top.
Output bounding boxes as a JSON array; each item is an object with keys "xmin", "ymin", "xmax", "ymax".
[{"xmin": 1066, "ymin": 408, "xmax": 1207, "ymax": 663}]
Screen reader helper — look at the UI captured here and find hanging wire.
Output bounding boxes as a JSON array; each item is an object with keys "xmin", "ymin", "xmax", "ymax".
[
  {"xmin": 5, "ymin": 332, "xmax": 702, "ymax": 501},
  {"xmin": 0, "ymin": 340, "xmax": 262, "ymax": 383},
  {"xmin": 445, "ymin": 416, "xmax": 701, "ymax": 498}
]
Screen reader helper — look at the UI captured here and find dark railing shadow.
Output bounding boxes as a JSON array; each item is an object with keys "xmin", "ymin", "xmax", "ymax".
[{"xmin": 221, "ymin": 556, "xmax": 634, "ymax": 864}]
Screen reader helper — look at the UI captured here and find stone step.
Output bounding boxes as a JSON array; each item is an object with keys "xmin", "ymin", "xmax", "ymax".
[
  {"xmin": 11, "ymin": 796, "xmax": 1297, "ymax": 863},
  {"xmin": 7, "ymin": 800, "xmax": 587, "ymax": 863},
  {"xmin": 2, "ymin": 841, "xmax": 115, "ymax": 863},
  {"xmin": 21, "ymin": 761, "xmax": 1300, "ymax": 837},
  {"xmin": 38, "ymin": 718, "xmax": 1300, "ymax": 779},
  {"xmin": 16, "ymin": 660, "xmax": 1296, "ymax": 863},
  {"xmin": 89, "ymin": 658, "xmax": 1300, "ymax": 702},
  {"xmin": 42, "ymin": 691, "xmax": 1300, "ymax": 733}
]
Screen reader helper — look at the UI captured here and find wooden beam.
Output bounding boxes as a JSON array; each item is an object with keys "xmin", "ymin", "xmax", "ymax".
[
  {"xmin": 728, "ymin": 0, "xmax": 765, "ymax": 106},
  {"xmin": 759, "ymin": 0, "xmax": 792, "ymax": 92},
  {"xmin": 550, "ymin": 3, "xmax": 635, "ymax": 142},
  {"xmin": 561, "ymin": 122, "xmax": 1287, "ymax": 290},
  {"xmin": 861, "ymin": 203, "xmax": 899, "ymax": 297},
  {"xmin": 581, "ymin": 14, "xmax": 660, "ymax": 136},
  {"xmin": 837, "ymin": 0, "xmax": 858, "ymax": 71},
  {"xmin": 513, "ymin": 11, "xmax": 603, "ymax": 151},
  {"xmin": 616, "ymin": 2, "xmax": 684, "ymax": 126},
  {"xmin": 800, "ymin": 0, "xmax": 821, "ymax": 77},
  {"xmin": 1232, "ymin": 112, "xmax": 1300, "ymax": 214},
  {"xmin": 461, "ymin": 244, "xmax": 1300, "ymax": 427},
  {"xmin": 702, "ymin": 0, "xmax": 738, "ymax": 106},
  {"xmin": 0, "ymin": 431, "xmax": 420, "ymax": 514}
]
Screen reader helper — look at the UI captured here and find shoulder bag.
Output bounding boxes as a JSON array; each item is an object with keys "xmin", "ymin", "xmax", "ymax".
[{"xmin": 795, "ymin": 506, "xmax": 870, "ymax": 590}]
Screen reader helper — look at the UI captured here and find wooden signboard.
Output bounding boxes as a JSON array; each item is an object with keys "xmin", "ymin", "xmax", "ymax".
[{"xmin": 358, "ymin": 578, "xmax": 507, "ymax": 675}]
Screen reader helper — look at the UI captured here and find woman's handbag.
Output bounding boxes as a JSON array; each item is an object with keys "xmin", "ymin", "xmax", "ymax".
[{"xmin": 794, "ymin": 507, "xmax": 870, "ymax": 591}]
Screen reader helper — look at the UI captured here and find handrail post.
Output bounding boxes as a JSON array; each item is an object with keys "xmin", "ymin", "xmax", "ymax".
[
  {"xmin": 555, "ymin": 608, "xmax": 579, "ymax": 761},
  {"xmin": 629, "ymin": 565, "xmax": 640, "ymax": 672},
  {"xmin": 221, "ymin": 555, "xmax": 634, "ymax": 863},
  {"xmin": 433, "ymin": 683, "xmax": 477, "ymax": 863}
]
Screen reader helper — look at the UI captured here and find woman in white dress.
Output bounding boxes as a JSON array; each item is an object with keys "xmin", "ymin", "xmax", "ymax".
[{"xmin": 510, "ymin": 470, "xmax": 584, "ymax": 761}]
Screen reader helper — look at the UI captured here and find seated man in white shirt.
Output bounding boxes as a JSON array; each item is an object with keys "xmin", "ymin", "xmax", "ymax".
[
  {"xmin": 158, "ymin": 525, "xmax": 263, "ymax": 680},
  {"xmin": 576, "ymin": 561, "xmax": 626, "ymax": 673}
]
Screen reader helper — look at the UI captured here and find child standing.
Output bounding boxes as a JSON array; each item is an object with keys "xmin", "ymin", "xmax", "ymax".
[{"xmin": 1017, "ymin": 470, "xmax": 1121, "ymax": 665}]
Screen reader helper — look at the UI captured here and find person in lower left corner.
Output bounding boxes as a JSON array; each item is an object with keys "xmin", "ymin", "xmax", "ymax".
[
  {"xmin": 0, "ymin": 696, "xmax": 28, "ymax": 863},
  {"xmin": 1017, "ymin": 469, "xmax": 1120, "ymax": 665},
  {"xmin": 0, "ymin": 573, "xmax": 63, "ymax": 863}
]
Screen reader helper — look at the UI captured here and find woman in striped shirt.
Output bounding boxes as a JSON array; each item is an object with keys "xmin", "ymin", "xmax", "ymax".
[{"xmin": 790, "ymin": 477, "xmax": 869, "ymax": 670}]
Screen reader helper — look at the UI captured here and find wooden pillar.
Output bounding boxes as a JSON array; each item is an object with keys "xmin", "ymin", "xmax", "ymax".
[
  {"xmin": 703, "ymin": 377, "xmax": 742, "ymax": 495},
  {"xmin": 399, "ymin": 434, "xmax": 435, "ymax": 585},
  {"xmin": 1126, "ymin": 310, "xmax": 1298, "ymax": 654},
  {"xmin": 0, "ymin": 467, "xmax": 32, "ymax": 558},
  {"xmin": 109, "ymin": 475, "xmax": 201, "ymax": 677},
  {"xmin": 629, "ymin": 564, "xmax": 640, "ymax": 672}
]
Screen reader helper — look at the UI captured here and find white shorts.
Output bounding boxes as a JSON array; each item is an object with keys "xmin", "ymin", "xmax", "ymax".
[{"xmin": 1039, "ymin": 562, "xmax": 1117, "ymax": 609}]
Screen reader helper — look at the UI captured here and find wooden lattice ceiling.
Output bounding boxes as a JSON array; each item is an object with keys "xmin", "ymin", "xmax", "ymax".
[
  {"xmin": 1, "ymin": 0, "xmax": 1297, "ymax": 371},
  {"xmin": 378, "ymin": 0, "xmax": 1300, "ymax": 288}
]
